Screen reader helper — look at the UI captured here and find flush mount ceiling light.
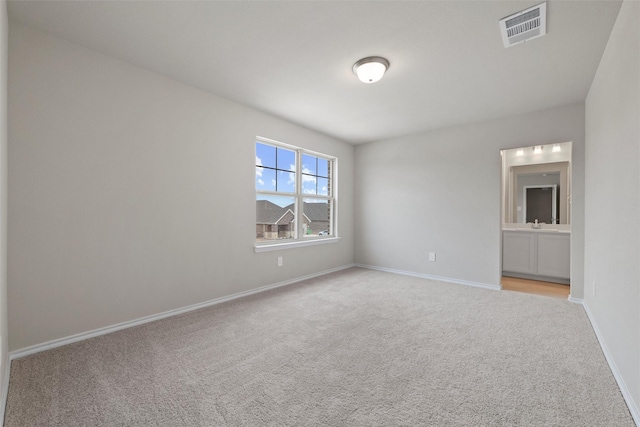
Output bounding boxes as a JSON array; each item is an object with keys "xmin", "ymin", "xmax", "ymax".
[{"xmin": 353, "ymin": 56, "xmax": 389, "ymax": 84}]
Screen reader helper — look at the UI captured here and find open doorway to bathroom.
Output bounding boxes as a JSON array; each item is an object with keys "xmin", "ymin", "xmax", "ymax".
[{"xmin": 500, "ymin": 142, "xmax": 572, "ymax": 298}]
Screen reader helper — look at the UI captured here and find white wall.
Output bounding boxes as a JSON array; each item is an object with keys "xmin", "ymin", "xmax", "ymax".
[
  {"xmin": 7, "ymin": 23, "xmax": 354, "ymax": 352},
  {"xmin": 0, "ymin": 0, "xmax": 8, "ymax": 416},
  {"xmin": 584, "ymin": 0, "xmax": 639, "ymax": 421},
  {"xmin": 354, "ymin": 103, "xmax": 585, "ymax": 295}
]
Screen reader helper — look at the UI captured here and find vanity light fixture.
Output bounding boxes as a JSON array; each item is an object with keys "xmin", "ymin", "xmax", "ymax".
[
  {"xmin": 353, "ymin": 56, "xmax": 390, "ymax": 84},
  {"xmin": 552, "ymin": 144, "xmax": 561, "ymax": 152},
  {"xmin": 533, "ymin": 145, "xmax": 543, "ymax": 154},
  {"xmin": 516, "ymin": 148, "xmax": 524, "ymax": 156}
]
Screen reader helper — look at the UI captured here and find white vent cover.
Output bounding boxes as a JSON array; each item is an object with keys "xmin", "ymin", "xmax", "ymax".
[{"xmin": 500, "ymin": 2, "xmax": 547, "ymax": 48}]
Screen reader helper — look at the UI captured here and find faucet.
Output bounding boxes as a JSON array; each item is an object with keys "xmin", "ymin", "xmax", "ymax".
[{"xmin": 532, "ymin": 219, "xmax": 542, "ymax": 229}]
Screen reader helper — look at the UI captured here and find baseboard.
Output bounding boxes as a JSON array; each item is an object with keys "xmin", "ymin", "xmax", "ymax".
[
  {"xmin": 0, "ymin": 356, "xmax": 11, "ymax": 427},
  {"xmin": 582, "ymin": 302, "xmax": 640, "ymax": 426},
  {"xmin": 567, "ymin": 295, "xmax": 583, "ymax": 304},
  {"xmin": 502, "ymin": 271, "xmax": 570, "ymax": 285},
  {"xmin": 9, "ymin": 264, "xmax": 356, "ymax": 361},
  {"xmin": 354, "ymin": 264, "xmax": 501, "ymax": 291}
]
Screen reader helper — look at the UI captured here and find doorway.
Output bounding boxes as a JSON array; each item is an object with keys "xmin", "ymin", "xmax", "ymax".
[
  {"xmin": 500, "ymin": 142, "xmax": 573, "ymax": 298},
  {"xmin": 524, "ymin": 185, "xmax": 557, "ymax": 224}
]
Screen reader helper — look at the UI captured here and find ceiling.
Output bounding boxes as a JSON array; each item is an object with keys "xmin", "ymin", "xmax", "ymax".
[{"xmin": 7, "ymin": 1, "xmax": 622, "ymax": 145}]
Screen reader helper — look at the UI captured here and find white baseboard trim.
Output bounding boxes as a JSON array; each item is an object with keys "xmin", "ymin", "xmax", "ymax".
[
  {"xmin": 567, "ymin": 295, "xmax": 584, "ymax": 304},
  {"xmin": 0, "ymin": 356, "xmax": 11, "ymax": 427},
  {"xmin": 582, "ymin": 302, "xmax": 639, "ymax": 426},
  {"xmin": 354, "ymin": 264, "xmax": 501, "ymax": 291},
  {"xmin": 9, "ymin": 264, "xmax": 356, "ymax": 361}
]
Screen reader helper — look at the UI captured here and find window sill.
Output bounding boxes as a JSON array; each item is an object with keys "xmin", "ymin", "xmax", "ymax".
[{"xmin": 254, "ymin": 237, "xmax": 341, "ymax": 253}]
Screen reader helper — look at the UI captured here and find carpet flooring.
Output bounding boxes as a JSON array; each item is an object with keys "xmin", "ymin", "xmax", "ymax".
[{"xmin": 4, "ymin": 267, "xmax": 634, "ymax": 426}]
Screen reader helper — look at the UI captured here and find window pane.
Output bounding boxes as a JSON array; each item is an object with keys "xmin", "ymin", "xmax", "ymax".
[
  {"xmin": 317, "ymin": 158, "xmax": 329, "ymax": 178},
  {"xmin": 256, "ymin": 143, "xmax": 276, "ymax": 168},
  {"xmin": 303, "ymin": 199, "xmax": 331, "ymax": 237},
  {"xmin": 302, "ymin": 175, "xmax": 317, "ymax": 195},
  {"xmin": 257, "ymin": 142, "xmax": 297, "ymax": 194},
  {"xmin": 256, "ymin": 195, "xmax": 296, "ymax": 241},
  {"xmin": 277, "ymin": 170, "xmax": 295, "ymax": 193},
  {"xmin": 302, "ymin": 154, "xmax": 316, "ymax": 175},
  {"xmin": 257, "ymin": 168, "xmax": 276, "ymax": 191},
  {"xmin": 300, "ymin": 155, "xmax": 331, "ymax": 196},
  {"xmin": 317, "ymin": 177, "xmax": 329, "ymax": 196},
  {"xmin": 277, "ymin": 148, "xmax": 296, "ymax": 172}
]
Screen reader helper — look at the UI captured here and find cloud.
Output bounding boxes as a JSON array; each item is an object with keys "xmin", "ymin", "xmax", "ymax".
[
  {"xmin": 301, "ymin": 168, "xmax": 316, "ymax": 184},
  {"xmin": 258, "ymin": 179, "xmax": 265, "ymax": 186}
]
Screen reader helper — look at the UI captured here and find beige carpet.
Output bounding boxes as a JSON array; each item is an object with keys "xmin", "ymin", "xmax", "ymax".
[{"xmin": 4, "ymin": 268, "xmax": 634, "ymax": 426}]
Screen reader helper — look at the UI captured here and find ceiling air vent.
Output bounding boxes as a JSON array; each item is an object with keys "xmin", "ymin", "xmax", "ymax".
[{"xmin": 500, "ymin": 2, "xmax": 547, "ymax": 48}]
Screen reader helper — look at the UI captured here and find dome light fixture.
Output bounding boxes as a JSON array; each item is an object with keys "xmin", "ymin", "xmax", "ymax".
[{"xmin": 353, "ymin": 56, "xmax": 390, "ymax": 84}]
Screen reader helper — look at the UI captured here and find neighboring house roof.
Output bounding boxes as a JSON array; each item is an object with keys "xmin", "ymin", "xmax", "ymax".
[
  {"xmin": 256, "ymin": 200, "xmax": 328, "ymax": 224},
  {"xmin": 256, "ymin": 200, "xmax": 288, "ymax": 224},
  {"xmin": 301, "ymin": 202, "xmax": 330, "ymax": 222}
]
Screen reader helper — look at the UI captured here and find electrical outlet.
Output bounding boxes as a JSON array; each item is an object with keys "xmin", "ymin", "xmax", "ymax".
[
  {"xmin": 429, "ymin": 252, "xmax": 436, "ymax": 262},
  {"xmin": 277, "ymin": 256, "xmax": 283, "ymax": 267}
]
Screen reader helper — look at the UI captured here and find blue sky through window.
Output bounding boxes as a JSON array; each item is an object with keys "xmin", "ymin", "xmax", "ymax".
[
  {"xmin": 257, "ymin": 141, "xmax": 331, "ymax": 206},
  {"xmin": 256, "ymin": 142, "xmax": 295, "ymax": 195},
  {"xmin": 302, "ymin": 155, "xmax": 329, "ymax": 196}
]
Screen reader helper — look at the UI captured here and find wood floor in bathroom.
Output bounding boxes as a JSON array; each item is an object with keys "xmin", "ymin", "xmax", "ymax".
[{"xmin": 501, "ymin": 276, "xmax": 570, "ymax": 299}]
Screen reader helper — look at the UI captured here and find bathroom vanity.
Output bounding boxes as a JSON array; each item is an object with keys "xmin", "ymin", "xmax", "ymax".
[{"xmin": 502, "ymin": 228, "xmax": 570, "ymax": 284}]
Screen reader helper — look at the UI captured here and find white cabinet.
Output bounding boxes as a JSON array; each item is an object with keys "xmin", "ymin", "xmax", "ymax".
[
  {"xmin": 537, "ymin": 234, "xmax": 571, "ymax": 278},
  {"xmin": 502, "ymin": 232, "xmax": 536, "ymax": 274},
  {"xmin": 502, "ymin": 230, "xmax": 570, "ymax": 281}
]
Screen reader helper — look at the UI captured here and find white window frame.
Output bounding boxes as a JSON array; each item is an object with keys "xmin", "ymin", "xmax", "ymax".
[{"xmin": 255, "ymin": 136, "xmax": 339, "ymax": 253}]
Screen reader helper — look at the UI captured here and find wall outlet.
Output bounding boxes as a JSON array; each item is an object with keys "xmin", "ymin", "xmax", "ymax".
[
  {"xmin": 428, "ymin": 252, "xmax": 436, "ymax": 262},
  {"xmin": 277, "ymin": 256, "xmax": 283, "ymax": 267}
]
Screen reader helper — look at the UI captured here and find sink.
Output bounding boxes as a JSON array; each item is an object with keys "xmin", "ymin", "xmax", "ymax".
[
  {"xmin": 502, "ymin": 225, "xmax": 570, "ymax": 233},
  {"xmin": 502, "ymin": 228, "xmax": 570, "ymax": 233}
]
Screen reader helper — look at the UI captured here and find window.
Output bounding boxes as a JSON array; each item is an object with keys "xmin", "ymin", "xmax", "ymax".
[{"xmin": 255, "ymin": 138, "xmax": 336, "ymax": 246}]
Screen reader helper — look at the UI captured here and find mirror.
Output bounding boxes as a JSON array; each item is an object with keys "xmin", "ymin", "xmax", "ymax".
[{"xmin": 501, "ymin": 142, "xmax": 572, "ymax": 225}]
